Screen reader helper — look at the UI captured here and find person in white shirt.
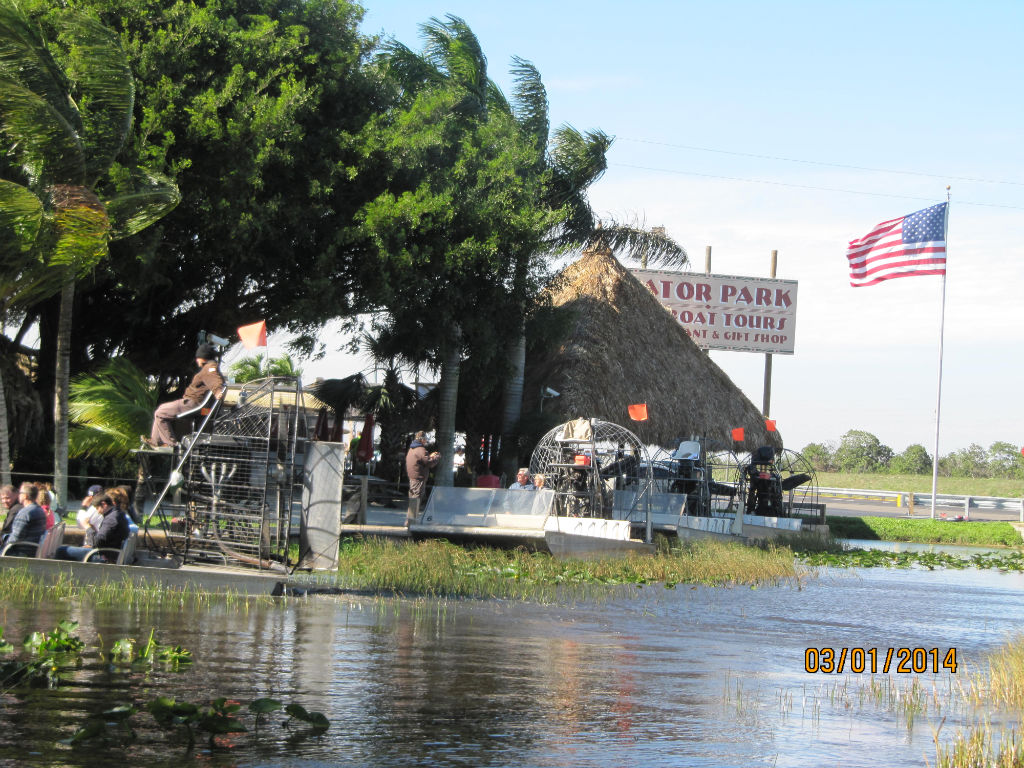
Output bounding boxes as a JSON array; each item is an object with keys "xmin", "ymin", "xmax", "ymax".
[{"xmin": 76, "ymin": 484, "xmax": 105, "ymax": 547}]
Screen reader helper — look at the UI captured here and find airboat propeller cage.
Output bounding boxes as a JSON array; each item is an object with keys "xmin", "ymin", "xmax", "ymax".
[{"xmin": 529, "ymin": 418, "xmax": 654, "ymax": 541}]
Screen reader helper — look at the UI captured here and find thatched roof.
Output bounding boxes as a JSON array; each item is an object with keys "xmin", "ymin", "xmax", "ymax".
[{"xmin": 526, "ymin": 247, "xmax": 783, "ymax": 451}]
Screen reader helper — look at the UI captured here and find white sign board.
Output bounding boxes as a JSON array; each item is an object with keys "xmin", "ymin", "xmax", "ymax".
[{"xmin": 631, "ymin": 269, "xmax": 798, "ymax": 354}]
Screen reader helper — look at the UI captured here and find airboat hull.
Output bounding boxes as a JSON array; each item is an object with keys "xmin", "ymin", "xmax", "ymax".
[{"xmin": 410, "ymin": 487, "xmax": 652, "ymax": 557}]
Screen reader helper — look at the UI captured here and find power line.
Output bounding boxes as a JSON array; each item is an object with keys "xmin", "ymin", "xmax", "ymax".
[
  {"xmin": 610, "ymin": 162, "xmax": 1024, "ymax": 211},
  {"xmin": 618, "ymin": 137, "xmax": 1024, "ymax": 187}
]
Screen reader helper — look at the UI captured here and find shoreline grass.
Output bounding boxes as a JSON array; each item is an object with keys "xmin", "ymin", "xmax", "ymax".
[
  {"xmin": 825, "ymin": 516, "xmax": 1021, "ymax": 547},
  {"xmin": 299, "ymin": 537, "xmax": 800, "ymax": 600}
]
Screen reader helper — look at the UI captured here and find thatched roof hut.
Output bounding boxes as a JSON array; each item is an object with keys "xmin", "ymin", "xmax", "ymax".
[{"xmin": 525, "ymin": 246, "xmax": 783, "ymax": 451}]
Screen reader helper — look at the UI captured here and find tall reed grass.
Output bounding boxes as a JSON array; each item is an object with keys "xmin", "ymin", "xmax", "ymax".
[
  {"xmin": 319, "ymin": 537, "xmax": 798, "ymax": 600},
  {"xmin": 0, "ymin": 568, "xmax": 268, "ymax": 611}
]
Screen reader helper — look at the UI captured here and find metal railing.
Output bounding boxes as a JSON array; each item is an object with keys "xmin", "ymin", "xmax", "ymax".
[{"xmin": 818, "ymin": 486, "xmax": 1024, "ymax": 521}]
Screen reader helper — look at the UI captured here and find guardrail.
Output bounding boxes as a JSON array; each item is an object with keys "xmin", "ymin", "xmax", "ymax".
[{"xmin": 818, "ymin": 487, "xmax": 1024, "ymax": 521}]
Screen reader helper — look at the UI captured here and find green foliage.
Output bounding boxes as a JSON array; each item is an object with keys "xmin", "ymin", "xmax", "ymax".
[
  {"xmin": 889, "ymin": 443, "xmax": 932, "ymax": 475},
  {"xmin": 824, "ymin": 515, "xmax": 1021, "ymax": 547},
  {"xmin": 800, "ymin": 441, "xmax": 836, "ymax": 472},
  {"xmin": 40, "ymin": 0, "xmax": 380, "ymax": 384},
  {"xmin": 230, "ymin": 353, "xmax": 303, "ymax": 383},
  {"xmin": 832, "ymin": 429, "xmax": 894, "ymax": 473},
  {"xmin": 68, "ymin": 356, "xmax": 157, "ymax": 458},
  {"xmin": 816, "ymin": 471, "xmax": 1023, "ymax": 497}
]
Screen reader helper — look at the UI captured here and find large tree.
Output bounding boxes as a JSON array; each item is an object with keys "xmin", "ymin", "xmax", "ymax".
[
  {"xmin": 18, "ymin": 0, "xmax": 382, "ymax": 405},
  {"xmin": 359, "ymin": 16, "xmax": 557, "ymax": 484},
  {"xmin": 0, "ymin": 1, "xmax": 178, "ymax": 499},
  {"xmin": 492, "ymin": 59, "xmax": 687, "ymax": 479}
]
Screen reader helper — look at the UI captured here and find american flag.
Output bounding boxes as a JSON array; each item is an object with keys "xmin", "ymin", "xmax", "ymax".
[{"xmin": 846, "ymin": 202, "xmax": 947, "ymax": 287}]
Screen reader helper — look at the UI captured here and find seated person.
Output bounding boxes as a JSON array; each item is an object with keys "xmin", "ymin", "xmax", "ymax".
[
  {"xmin": 0, "ymin": 484, "xmax": 21, "ymax": 541},
  {"xmin": 76, "ymin": 484, "xmax": 105, "ymax": 547},
  {"xmin": 533, "ymin": 473, "xmax": 546, "ymax": 490},
  {"xmin": 146, "ymin": 343, "xmax": 225, "ymax": 449},
  {"xmin": 3, "ymin": 483, "xmax": 48, "ymax": 555},
  {"xmin": 56, "ymin": 493, "xmax": 130, "ymax": 562},
  {"xmin": 508, "ymin": 468, "xmax": 535, "ymax": 490}
]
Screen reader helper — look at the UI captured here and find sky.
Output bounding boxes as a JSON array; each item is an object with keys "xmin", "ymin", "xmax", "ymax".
[{"xmin": 275, "ymin": 0, "xmax": 1024, "ymax": 456}]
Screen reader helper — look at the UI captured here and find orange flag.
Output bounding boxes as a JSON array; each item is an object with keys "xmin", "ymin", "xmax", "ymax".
[
  {"xmin": 238, "ymin": 320, "xmax": 267, "ymax": 349},
  {"xmin": 628, "ymin": 403, "xmax": 648, "ymax": 421},
  {"xmin": 731, "ymin": 427, "xmax": 745, "ymax": 442},
  {"xmin": 765, "ymin": 419, "xmax": 777, "ymax": 432}
]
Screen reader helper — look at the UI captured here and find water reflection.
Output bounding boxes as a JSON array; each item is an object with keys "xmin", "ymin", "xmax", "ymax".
[{"xmin": 1, "ymin": 567, "xmax": 1022, "ymax": 767}]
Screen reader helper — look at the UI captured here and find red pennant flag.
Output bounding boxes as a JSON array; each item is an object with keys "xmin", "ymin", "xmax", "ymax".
[
  {"xmin": 628, "ymin": 403, "xmax": 648, "ymax": 421},
  {"xmin": 765, "ymin": 419, "xmax": 777, "ymax": 432},
  {"xmin": 238, "ymin": 320, "xmax": 267, "ymax": 349},
  {"xmin": 731, "ymin": 427, "xmax": 745, "ymax": 442}
]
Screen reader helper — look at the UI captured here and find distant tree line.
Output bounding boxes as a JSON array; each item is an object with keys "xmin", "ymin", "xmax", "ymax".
[{"xmin": 801, "ymin": 430, "xmax": 1024, "ymax": 480}]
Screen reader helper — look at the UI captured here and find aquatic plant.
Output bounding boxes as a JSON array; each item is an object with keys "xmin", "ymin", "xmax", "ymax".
[
  {"xmin": 825, "ymin": 516, "xmax": 1020, "ymax": 547},
  {"xmin": 798, "ymin": 548, "xmax": 1024, "ymax": 572},
  {"xmin": 315, "ymin": 537, "xmax": 798, "ymax": 600},
  {"xmin": 0, "ymin": 567, "xmax": 275, "ymax": 611}
]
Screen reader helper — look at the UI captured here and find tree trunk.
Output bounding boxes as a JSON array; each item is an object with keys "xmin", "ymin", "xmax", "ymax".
[
  {"xmin": 53, "ymin": 279, "xmax": 74, "ymax": 509},
  {"xmin": 499, "ymin": 317, "xmax": 526, "ymax": 481},
  {"xmin": 434, "ymin": 326, "xmax": 461, "ymax": 487},
  {"xmin": 0, "ymin": 362, "xmax": 10, "ymax": 486}
]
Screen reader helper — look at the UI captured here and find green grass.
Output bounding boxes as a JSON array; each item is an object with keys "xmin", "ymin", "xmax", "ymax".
[
  {"xmin": 825, "ymin": 516, "xmax": 1021, "ymax": 547},
  {"xmin": 302, "ymin": 537, "xmax": 799, "ymax": 600},
  {"xmin": 0, "ymin": 568, "xmax": 268, "ymax": 610},
  {"xmin": 817, "ymin": 472, "xmax": 1023, "ymax": 498}
]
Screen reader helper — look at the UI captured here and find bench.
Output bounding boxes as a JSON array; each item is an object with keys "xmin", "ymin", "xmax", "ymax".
[
  {"xmin": 83, "ymin": 529, "xmax": 138, "ymax": 565},
  {"xmin": 0, "ymin": 522, "xmax": 65, "ymax": 558}
]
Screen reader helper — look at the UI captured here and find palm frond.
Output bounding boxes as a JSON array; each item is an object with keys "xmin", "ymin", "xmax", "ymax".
[
  {"xmin": 0, "ymin": 0, "xmax": 79, "ymax": 130},
  {"xmin": 0, "ymin": 179, "xmax": 43, "ymax": 268},
  {"xmin": 68, "ymin": 357, "xmax": 157, "ymax": 458},
  {"xmin": 509, "ymin": 56, "xmax": 548, "ymax": 151},
  {"xmin": 306, "ymin": 374, "xmax": 367, "ymax": 416},
  {"xmin": 547, "ymin": 126, "xmax": 611, "ymax": 205},
  {"xmin": 104, "ymin": 173, "xmax": 180, "ymax": 241},
  {"xmin": 58, "ymin": 11, "xmax": 134, "ymax": 184},
  {"xmin": 420, "ymin": 15, "xmax": 488, "ymax": 111},
  {"xmin": 0, "ymin": 78, "xmax": 86, "ymax": 189},
  {"xmin": 379, "ymin": 39, "xmax": 441, "ymax": 93},
  {"xmin": 591, "ymin": 217, "xmax": 689, "ymax": 268}
]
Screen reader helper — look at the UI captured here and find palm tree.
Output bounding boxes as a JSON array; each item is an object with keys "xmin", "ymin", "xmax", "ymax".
[
  {"xmin": 370, "ymin": 16, "xmax": 512, "ymax": 486},
  {"xmin": 0, "ymin": 2, "xmax": 179, "ymax": 503},
  {"xmin": 229, "ymin": 353, "xmax": 303, "ymax": 383},
  {"xmin": 494, "ymin": 60, "xmax": 688, "ymax": 479}
]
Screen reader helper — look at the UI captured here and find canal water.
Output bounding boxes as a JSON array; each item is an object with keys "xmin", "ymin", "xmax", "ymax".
[{"xmin": 2, "ymin": 564, "xmax": 1023, "ymax": 767}]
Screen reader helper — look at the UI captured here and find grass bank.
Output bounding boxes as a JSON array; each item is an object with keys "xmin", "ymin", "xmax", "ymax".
[
  {"xmin": 313, "ymin": 537, "xmax": 798, "ymax": 600},
  {"xmin": 825, "ymin": 515, "xmax": 1021, "ymax": 547},
  {"xmin": 817, "ymin": 472, "xmax": 1023, "ymax": 498}
]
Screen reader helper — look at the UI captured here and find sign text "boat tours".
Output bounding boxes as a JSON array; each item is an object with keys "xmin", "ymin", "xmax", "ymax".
[{"xmin": 630, "ymin": 269, "xmax": 799, "ymax": 355}]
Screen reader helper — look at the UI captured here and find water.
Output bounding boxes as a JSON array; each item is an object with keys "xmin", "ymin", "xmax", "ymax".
[
  {"xmin": 2, "ymin": 566, "xmax": 1023, "ymax": 767},
  {"xmin": 842, "ymin": 537, "xmax": 1012, "ymax": 556}
]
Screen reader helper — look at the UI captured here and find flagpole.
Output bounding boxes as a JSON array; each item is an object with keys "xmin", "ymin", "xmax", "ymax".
[{"xmin": 929, "ymin": 188, "xmax": 951, "ymax": 519}]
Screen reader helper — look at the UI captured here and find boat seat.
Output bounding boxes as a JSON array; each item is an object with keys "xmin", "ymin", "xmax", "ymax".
[
  {"xmin": 83, "ymin": 530, "xmax": 138, "ymax": 565},
  {"xmin": 0, "ymin": 522, "xmax": 65, "ymax": 558},
  {"xmin": 171, "ymin": 389, "xmax": 223, "ymax": 441}
]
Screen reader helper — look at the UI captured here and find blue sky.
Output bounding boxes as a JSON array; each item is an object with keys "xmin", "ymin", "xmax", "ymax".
[{"xmin": 293, "ymin": 1, "xmax": 1024, "ymax": 456}]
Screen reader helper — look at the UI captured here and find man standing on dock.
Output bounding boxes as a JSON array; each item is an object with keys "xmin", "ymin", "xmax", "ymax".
[{"xmin": 405, "ymin": 431, "xmax": 440, "ymax": 526}]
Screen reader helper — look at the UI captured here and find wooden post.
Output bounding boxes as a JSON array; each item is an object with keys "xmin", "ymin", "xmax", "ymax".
[
  {"xmin": 358, "ymin": 475, "xmax": 368, "ymax": 525},
  {"xmin": 705, "ymin": 245, "xmax": 712, "ymax": 274},
  {"xmin": 762, "ymin": 250, "xmax": 777, "ymax": 417}
]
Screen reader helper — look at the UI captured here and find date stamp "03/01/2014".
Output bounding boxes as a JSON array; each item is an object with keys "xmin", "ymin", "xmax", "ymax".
[{"xmin": 804, "ymin": 647, "xmax": 958, "ymax": 674}]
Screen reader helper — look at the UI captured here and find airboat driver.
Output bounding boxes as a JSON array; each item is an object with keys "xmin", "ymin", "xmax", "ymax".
[{"xmin": 146, "ymin": 343, "xmax": 225, "ymax": 449}]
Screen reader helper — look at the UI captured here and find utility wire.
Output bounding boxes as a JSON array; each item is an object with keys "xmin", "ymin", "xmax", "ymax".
[
  {"xmin": 617, "ymin": 137, "xmax": 1024, "ymax": 187},
  {"xmin": 611, "ymin": 162, "xmax": 1024, "ymax": 211}
]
